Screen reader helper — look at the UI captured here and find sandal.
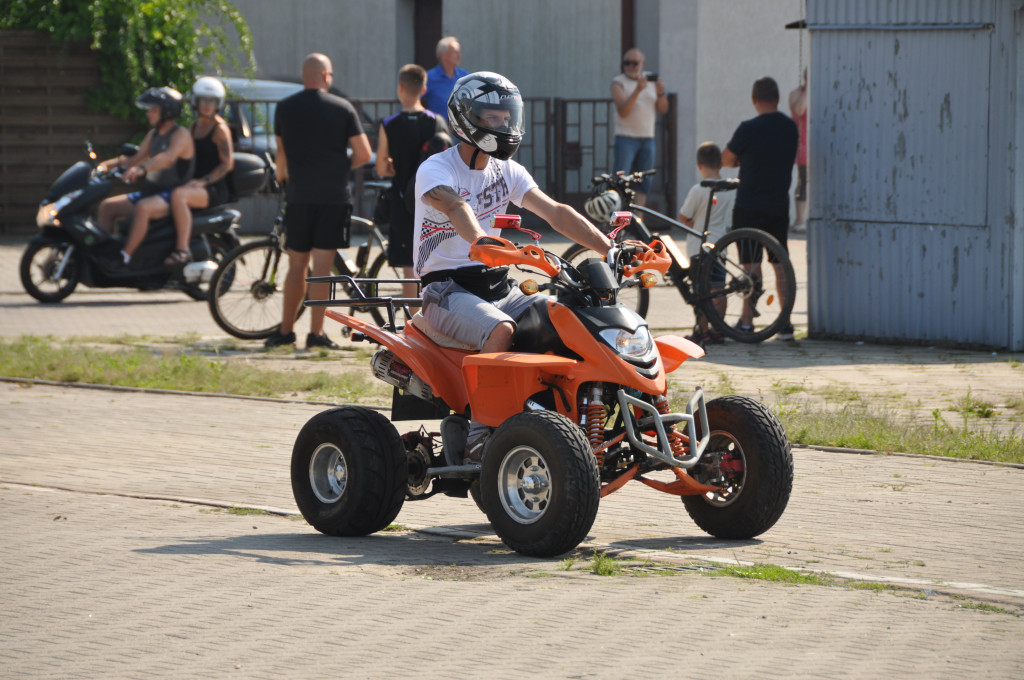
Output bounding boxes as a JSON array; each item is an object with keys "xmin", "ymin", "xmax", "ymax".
[{"xmin": 163, "ymin": 248, "xmax": 191, "ymax": 267}]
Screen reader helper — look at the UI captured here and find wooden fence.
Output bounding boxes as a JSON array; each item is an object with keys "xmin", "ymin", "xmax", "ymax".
[{"xmin": 0, "ymin": 31, "xmax": 140, "ymax": 234}]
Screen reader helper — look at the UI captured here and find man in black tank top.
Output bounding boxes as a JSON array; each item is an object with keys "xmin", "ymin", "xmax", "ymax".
[
  {"xmin": 97, "ymin": 87, "xmax": 195, "ymax": 267},
  {"xmin": 375, "ymin": 64, "xmax": 450, "ymax": 298}
]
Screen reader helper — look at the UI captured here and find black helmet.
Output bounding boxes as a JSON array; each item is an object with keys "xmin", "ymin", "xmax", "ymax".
[
  {"xmin": 446, "ymin": 72, "xmax": 524, "ymax": 161},
  {"xmin": 136, "ymin": 87, "xmax": 184, "ymax": 123}
]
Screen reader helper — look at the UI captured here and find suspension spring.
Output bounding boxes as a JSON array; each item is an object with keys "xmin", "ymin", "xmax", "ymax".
[
  {"xmin": 655, "ymin": 395, "xmax": 688, "ymax": 458},
  {"xmin": 585, "ymin": 385, "xmax": 605, "ymax": 463}
]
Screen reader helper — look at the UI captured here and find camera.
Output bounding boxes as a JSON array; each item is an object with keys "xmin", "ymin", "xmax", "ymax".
[{"xmin": 644, "ymin": 72, "xmax": 659, "ymax": 82}]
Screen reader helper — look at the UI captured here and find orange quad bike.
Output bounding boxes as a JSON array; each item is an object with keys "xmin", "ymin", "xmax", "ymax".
[{"xmin": 291, "ymin": 213, "xmax": 793, "ymax": 558}]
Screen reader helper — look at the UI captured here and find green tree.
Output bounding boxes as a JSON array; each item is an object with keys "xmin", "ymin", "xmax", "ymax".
[{"xmin": 1, "ymin": 0, "xmax": 255, "ymax": 119}]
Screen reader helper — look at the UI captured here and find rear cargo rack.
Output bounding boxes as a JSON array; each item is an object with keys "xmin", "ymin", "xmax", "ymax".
[{"xmin": 304, "ymin": 274, "xmax": 423, "ymax": 330}]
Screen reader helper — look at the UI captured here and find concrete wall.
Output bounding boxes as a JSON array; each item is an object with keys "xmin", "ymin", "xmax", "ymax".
[{"xmin": 231, "ymin": 0, "xmax": 404, "ymax": 98}]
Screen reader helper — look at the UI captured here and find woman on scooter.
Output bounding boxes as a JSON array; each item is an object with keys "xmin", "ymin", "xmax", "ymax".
[
  {"xmin": 165, "ymin": 77, "xmax": 235, "ymax": 266},
  {"xmin": 413, "ymin": 71, "xmax": 612, "ymax": 459}
]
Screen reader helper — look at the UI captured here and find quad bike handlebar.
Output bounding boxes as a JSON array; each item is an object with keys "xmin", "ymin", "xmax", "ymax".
[{"xmin": 469, "ymin": 235, "xmax": 562, "ymax": 277}]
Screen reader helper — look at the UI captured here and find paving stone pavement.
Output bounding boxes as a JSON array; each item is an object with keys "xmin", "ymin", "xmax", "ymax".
[
  {"xmin": 2, "ymin": 383, "xmax": 1023, "ymax": 678},
  {"xmin": 3, "ymin": 235, "xmax": 1024, "ymax": 677}
]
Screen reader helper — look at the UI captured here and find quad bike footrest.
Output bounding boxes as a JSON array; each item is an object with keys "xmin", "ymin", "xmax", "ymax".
[{"xmin": 618, "ymin": 387, "xmax": 709, "ymax": 469}]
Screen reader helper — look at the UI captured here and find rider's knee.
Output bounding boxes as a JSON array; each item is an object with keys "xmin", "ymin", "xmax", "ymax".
[{"xmin": 483, "ymin": 321, "xmax": 514, "ymax": 352}]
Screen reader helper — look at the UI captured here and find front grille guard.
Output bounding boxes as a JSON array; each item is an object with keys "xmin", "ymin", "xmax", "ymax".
[{"xmin": 617, "ymin": 387, "xmax": 709, "ymax": 469}]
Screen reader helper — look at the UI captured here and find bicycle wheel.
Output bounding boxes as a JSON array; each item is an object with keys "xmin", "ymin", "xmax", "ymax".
[
  {"xmin": 695, "ymin": 228, "xmax": 795, "ymax": 343},
  {"xmin": 208, "ymin": 239, "xmax": 304, "ymax": 339},
  {"xmin": 560, "ymin": 243, "xmax": 650, "ymax": 318}
]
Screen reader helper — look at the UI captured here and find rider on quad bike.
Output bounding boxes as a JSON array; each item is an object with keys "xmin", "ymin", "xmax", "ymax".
[
  {"xmin": 290, "ymin": 72, "xmax": 794, "ymax": 558},
  {"xmin": 413, "ymin": 71, "xmax": 614, "ymax": 458}
]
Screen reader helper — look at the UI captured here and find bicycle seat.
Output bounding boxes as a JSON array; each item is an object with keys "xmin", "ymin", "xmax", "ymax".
[{"xmin": 699, "ymin": 179, "xmax": 739, "ymax": 192}]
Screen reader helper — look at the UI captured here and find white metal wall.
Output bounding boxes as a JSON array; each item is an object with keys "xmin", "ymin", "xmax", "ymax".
[{"xmin": 807, "ymin": 0, "xmax": 1022, "ymax": 349}]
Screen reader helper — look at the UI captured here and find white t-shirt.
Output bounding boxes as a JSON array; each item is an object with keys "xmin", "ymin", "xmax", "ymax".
[
  {"xmin": 613, "ymin": 73, "xmax": 658, "ymax": 138},
  {"xmin": 679, "ymin": 183, "xmax": 735, "ymax": 257},
  {"xmin": 413, "ymin": 146, "xmax": 538, "ymax": 276}
]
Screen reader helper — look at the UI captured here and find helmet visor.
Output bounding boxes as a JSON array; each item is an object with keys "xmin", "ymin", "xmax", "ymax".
[{"xmin": 463, "ymin": 98, "xmax": 524, "ymax": 137}]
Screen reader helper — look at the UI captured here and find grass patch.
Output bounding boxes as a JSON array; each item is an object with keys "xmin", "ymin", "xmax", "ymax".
[
  {"xmin": 226, "ymin": 506, "xmax": 270, "ymax": 516},
  {"xmin": 381, "ymin": 524, "xmax": 407, "ymax": 532},
  {"xmin": 951, "ymin": 389, "xmax": 996, "ymax": 420},
  {"xmin": 0, "ymin": 336, "xmax": 387, "ymax": 404},
  {"xmin": 710, "ymin": 563, "xmax": 833, "ymax": 586},
  {"xmin": 772, "ymin": 401, "xmax": 1024, "ymax": 464},
  {"xmin": 772, "ymin": 380, "xmax": 806, "ymax": 397},
  {"xmin": 590, "ymin": 551, "xmax": 622, "ymax": 576}
]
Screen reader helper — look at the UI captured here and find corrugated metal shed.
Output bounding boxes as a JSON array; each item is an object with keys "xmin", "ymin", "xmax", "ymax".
[{"xmin": 806, "ymin": 0, "xmax": 1023, "ymax": 349}]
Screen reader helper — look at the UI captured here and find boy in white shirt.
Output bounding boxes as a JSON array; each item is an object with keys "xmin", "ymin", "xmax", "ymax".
[{"xmin": 678, "ymin": 142, "xmax": 735, "ymax": 346}]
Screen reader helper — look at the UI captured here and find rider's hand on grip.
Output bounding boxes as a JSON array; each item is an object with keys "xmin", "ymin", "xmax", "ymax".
[{"xmin": 622, "ymin": 240, "xmax": 671, "ymax": 277}]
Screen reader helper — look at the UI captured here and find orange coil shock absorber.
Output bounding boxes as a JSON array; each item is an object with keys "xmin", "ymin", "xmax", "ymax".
[
  {"xmin": 655, "ymin": 395, "xmax": 688, "ymax": 458},
  {"xmin": 585, "ymin": 385, "xmax": 605, "ymax": 462}
]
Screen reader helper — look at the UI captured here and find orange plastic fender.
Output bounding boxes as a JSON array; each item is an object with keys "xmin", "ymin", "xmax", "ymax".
[
  {"xmin": 655, "ymin": 335, "xmax": 704, "ymax": 373},
  {"xmin": 622, "ymin": 240, "xmax": 672, "ymax": 277},
  {"xmin": 325, "ymin": 309, "xmax": 472, "ymax": 413},
  {"xmin": 469, "ymin": 236, "xmax": 561, "ymax": 277}
]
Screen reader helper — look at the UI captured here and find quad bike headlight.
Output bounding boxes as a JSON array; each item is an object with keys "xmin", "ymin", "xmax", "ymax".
[
  {"xmin": 599, "ymin": 326, "xmax": 654, "ymax": 358},
  {"xmin": 36, "ymin": 190, "xmax": 82, "ymax": 228}
]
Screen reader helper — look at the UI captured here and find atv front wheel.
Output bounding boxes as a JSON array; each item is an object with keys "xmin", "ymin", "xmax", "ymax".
[
  {"xmin": 683, "ymin": 396, "xmax": 793, "ymax": 538},
  {"xmin": 291, "ymin": 407, "xmax": 407, "ymax": 536},
  {"xmin": 480, "ymin": 411, "xmax": 600, "ymax": 557}
]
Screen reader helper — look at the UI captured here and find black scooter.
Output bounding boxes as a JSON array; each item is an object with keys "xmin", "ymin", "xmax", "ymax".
[{"xmin": 19, "ymin": 141, "xmax": 266, "ymax": 303}]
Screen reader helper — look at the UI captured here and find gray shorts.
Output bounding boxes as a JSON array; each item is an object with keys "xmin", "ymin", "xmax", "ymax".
[{"xmin": 421, "ymin": 280, "xmax": 548, "ymax": 350}]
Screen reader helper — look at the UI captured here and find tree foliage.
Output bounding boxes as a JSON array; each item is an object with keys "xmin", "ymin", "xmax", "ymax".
[{"xmin": 1, "ymin": 0, "xmax": 256, "ymax": 120}]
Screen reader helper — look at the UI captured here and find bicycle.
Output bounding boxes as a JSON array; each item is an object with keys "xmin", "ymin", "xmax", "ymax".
[
  {"xmin": 208, "ymin": 198, "xmax": 406, "ymax": 340},
  {"xmin": 564, "ymin": 170, "xmax": 796, "ymax": 343}
]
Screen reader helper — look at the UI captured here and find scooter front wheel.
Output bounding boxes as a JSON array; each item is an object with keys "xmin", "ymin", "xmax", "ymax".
[
  {"xmin": 481, "ymin": 411, "xmax": 600, "ymax": 557},
  {"xmin": 20, "ymin": 238, "xmax": 80, "ymax": 303}
]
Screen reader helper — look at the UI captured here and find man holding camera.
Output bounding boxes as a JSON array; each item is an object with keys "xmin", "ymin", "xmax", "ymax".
[{"xmin": 611, "ymin": 47, "xmax": 668, "ymax": 206}]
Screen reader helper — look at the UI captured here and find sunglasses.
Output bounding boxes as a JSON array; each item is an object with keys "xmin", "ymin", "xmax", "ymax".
[{"xmin": 622, "ymin": 60, "xmax": 640, "ymax": 66}]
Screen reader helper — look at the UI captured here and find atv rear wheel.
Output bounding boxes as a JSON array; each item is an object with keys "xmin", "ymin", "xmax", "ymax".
[
  {"xmin": 480, "ymin": 411, "xmax": 600, "ymax": 557},
  {"xmin": 291, "ymin": 407, "xmax": 407, "ymax": 536},
  {"xmin": 682, "ymin": 396, "xmax": 793, "ymax": 539}
]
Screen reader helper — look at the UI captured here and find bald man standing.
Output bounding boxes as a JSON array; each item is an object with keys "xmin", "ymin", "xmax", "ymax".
[{"xmin": 267, "ymin": 53, "xmax": 372, "ymax": 349}]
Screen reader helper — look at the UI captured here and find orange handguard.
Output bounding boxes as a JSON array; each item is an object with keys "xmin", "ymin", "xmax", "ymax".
[
  {"xmin": 622, "ymin": 240, "xmax": 672, "ymax": 277},
  {"xmin": 469, "ymin": 236, "xmax": 561, "ymax": 278}
]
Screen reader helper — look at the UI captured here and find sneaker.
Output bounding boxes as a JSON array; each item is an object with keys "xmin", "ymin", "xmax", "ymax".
[
  {"xmin": 704, "ymin": 329, "xmax": 725, "ymax": 345},
  {"xmin": 264, "ymin": 331, "xmax": 296, "ymax": 349},
  {"xmin": 305, "ymin": 332, "xmax": 339, "ymax": 350},
  {"xmin": 733, "ymin": 321, "xmax": 755, "ymax": 334},
  {"xmin": 684, "ymin": 330, "xmax": 706, "ymax": 348},
  {"xmin": 463, "ymin": 434, "xmax": 488, "ymax": 463},
  {"xmin": 776, "ymin": 323, "xmax": 795, "ymax": 341},
  {"xmin": 790, "ymin": 222, "xmax": 807, "ymax": 234}
]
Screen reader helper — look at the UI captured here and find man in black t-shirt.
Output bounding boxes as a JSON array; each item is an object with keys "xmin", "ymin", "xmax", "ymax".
[
  {"xmin": 723, "ymin": 76, "xmax": 799, "ymax": 339},
  {"xmin": 376, "ymin": 64, "xmax": 450, "ymax": 298},
  {"xmin": 267, "ymin": 53, "xmax": 372, "ymax": 349}
]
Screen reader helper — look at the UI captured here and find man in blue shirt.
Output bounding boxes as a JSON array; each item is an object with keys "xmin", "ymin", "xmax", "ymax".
[{"xmin": 422, "ymin": 36, "xmax": 469, "ymax": 117}]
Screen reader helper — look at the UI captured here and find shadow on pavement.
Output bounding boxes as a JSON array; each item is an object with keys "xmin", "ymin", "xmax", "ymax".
[{"xmin": 134, "ymin": 528, "xmax": 542, "ymax": 568}]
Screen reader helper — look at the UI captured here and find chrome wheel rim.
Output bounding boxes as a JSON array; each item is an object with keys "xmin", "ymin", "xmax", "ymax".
[
  {"xmin": 700, "ymin": 431, "xmax": 747, "ymax": 507},
  {"xmin": 497, "ymin": 446, "xmax": 552, "ymax": 524},
  {"xmin": 309, "ymin": 443, "xmax": 348, "ymax": 504}
]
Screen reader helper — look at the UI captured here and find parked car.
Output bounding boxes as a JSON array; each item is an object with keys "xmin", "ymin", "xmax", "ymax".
[{"xmin": 218, "ymin": 76, "xmax": 377, "ymax": 157}]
